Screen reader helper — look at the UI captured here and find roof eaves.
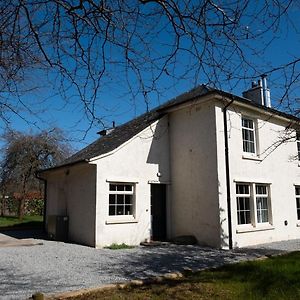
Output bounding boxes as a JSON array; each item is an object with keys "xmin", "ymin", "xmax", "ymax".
[
  {"xmin": 216, "ymin": 90, "xmax": 300, "ymax": 123},
  {"xmin": 38, "ymin": 159, "xmax": 90, "ymax": 175}
]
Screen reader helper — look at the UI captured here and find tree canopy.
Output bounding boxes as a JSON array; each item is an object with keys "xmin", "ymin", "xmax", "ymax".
[
  {"xmin": 0, "ymin": 1, "xmax": 299, "ymax": 134},
  {"xmin": 0, "ymin": 128, "xmax": 72, "ymax": 218}
]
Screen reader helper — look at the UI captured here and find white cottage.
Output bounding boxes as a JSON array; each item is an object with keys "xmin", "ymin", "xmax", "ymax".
[{"xmin": 39, "ymin": 83, "xmax": 300, "ymax": 249}]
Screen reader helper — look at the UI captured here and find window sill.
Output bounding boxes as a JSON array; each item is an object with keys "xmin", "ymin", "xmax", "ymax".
[
  {"xmin": 242, "ymin": 155, "xmax": 262, "ymax": 162},
  {"xmin": 105, "ymin": 218, "xmax": 138, "ymax": 225},
  {"xmin": 236, "ymin": 225, "xmax": 274, "ymax": 233},
  {"xmin": 296, "ymin": 222, "xmax": 300, "ymax": 227}
]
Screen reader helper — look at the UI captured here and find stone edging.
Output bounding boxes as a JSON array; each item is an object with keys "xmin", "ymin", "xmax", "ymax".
[
  {"xmin": 32, "ymin": 254, "xmax": 274, "ymax": 300},
  {"xmin": 31, "ymin": 271, "xmax": 187, "ymax": 300}
]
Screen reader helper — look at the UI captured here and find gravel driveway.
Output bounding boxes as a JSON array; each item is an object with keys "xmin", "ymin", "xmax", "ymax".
[{"xmin": 0, "ymin": 231, "xmax": 299, "ymax": 300}]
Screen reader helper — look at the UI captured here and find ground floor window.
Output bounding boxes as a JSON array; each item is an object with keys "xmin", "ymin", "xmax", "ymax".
[
  {"xmin": 295, "ymin": 186, "xmax": 300, "ymax": 220},
  {"xmin": 236, "ymin": 182, "xmax": 271, "ymax": 226},
  {"xmin": 109, "ymin": 183, "xmax": 135, "ymax": 216}
]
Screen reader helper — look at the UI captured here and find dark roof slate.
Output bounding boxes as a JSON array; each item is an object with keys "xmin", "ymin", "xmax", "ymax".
[{"xmin": 45, "ymin": 84, "xmax": 299, "ymax": 171}]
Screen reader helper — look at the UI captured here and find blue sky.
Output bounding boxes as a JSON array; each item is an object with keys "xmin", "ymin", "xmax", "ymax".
[{"xmin": 3, "ymin": 1, "xmax": 300, "ymax": 152}]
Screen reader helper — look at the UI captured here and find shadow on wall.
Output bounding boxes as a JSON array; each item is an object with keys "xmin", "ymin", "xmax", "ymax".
[
  {"xmin": 219, "ymin": 206, "xmax": 229, "ymax": 249},
  {"xmin": 146, "ymin": 117, "xmax": 169, "ymax": 182}
]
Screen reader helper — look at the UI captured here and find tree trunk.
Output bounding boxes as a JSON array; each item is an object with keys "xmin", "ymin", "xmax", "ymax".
[{"xmin": 18, "ymin": 198, "xmax": 25, "ymax": 221}]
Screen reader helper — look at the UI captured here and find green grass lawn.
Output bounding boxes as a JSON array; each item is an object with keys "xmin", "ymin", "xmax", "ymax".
[
  {"xmin": 0, "ymin": 215, "xmax": 43, "ymax": 229},
  {"xmin": 68, "ymin": 251, "xmax": 300, "ymax": 300}
]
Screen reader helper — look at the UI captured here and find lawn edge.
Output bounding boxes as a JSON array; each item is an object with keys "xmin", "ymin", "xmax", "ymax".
[
  {"xmin": 32, "ymin": 254, "xmax": 274, "ymax": 300},
  {"xmin": 32, "ymin": 272, "xmax": 187, "ymax": 300}
]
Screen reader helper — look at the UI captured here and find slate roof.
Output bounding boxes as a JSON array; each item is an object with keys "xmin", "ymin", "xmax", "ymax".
[{"xmin": 42, "ymin": 84, "xmax": 299, "ymax": 172}]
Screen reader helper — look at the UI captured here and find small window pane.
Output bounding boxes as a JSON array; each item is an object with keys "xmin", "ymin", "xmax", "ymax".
[
  {"xmin": 117, "ymin": 185, "xmax": 125, "ymax": 191},
  {"xmin": 242, "ymin": 118, "xmax": 253, "ymax": 129},
  {"xmin": 125, "ymin": 185, "xmax": 132, "ymax": 191},
  {"xmin": 125, "ymin": 194, "xmax": 132, "ymax": 204},
  {"xmin": 117, "ymin": 194, "xmax": 124, "ymax": 204},
  {"xmin": 296, "ymin": 187, "xmax": 300, "ymax": 196},
  {"xmin": 109, "ymin": 194, "xmax": 115, "ymax": 205},
  {"xmin": 125, "ymin": 205, "xmax": 132, "ymax": 215},
  {"xmin": 109, "ymin": 184, "xmax": 116, "ymax": 191},
  {"xmin": 117, "ymin": 205, "xmax": 124, "ymax": 215},
  {"xmin": 256, "ymin": 185, "xmax": 267, "ymax": 195},
  {"xmin": 236, "ymin": 184, "xmax": 249, "ymax": 195},
  {"xmin": 109, "ymin": 206, "xmax": 116, "ymax": 216}
]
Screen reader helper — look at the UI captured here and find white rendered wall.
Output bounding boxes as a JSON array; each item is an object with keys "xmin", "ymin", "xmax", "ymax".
[
  {"xmin": 168, "ymin": 102, "xmax": 221, "ymax": 247},
  {"xmin": 45, "ymin": 164, "xmax": 96, "ymax": 246},
  {"xmin": 215, "ymin": 102, "xmax": 300, "ymax": 248},
  {"xmin": 92, "ymin": 116, "xmax": 170, "ymax": 248}
]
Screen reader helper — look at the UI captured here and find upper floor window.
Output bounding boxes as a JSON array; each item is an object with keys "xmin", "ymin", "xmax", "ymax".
[
  {"xmin": 242, "ymin": 117, "xmax": 256, "ymax": 154},
  {"xmin": 295, "ymin": 186, "xmax": 300, "ymax": 220},
  {"xmin": 297, "ymin": 132, "xmax": 300, "ymax": 160},
  {"xmin": 109, "ymin": 183, "xmax": 135, "ymax": 216},
  {"xmin": 236, "ymin": 182, "xmax": 271, "ymax": 226}
]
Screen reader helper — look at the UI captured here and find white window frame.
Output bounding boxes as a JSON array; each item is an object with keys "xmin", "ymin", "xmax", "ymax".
[
  {"xmin": 236, "ymin": 184, "xmax": 251, "ymax": 225},
  {"xmin": 295, "ymin": 186, "xmax": 300, "ymax": 221},
  {"xmin": 108, "ymin": 182, "xmax": 135, "ymax": 219},
  {"xmin": 241, "ymin": 117, "xmax": 257, "ymax": 155},
  {"xmin": 255, "ymin": 184, "xmax": 270, "ymax": 224},
  {"xmin": 235, "ymin": 182, "xmax": 272, "ymax": 229}
]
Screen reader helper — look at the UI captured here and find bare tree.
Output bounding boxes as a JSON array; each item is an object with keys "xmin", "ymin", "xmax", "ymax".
[
  {"xmin": 0, "ymin": 128, "xmax": 72, "ymax": 220},
  {"xmin": 0, "ymin": 1, "xmax": 299, "ymax": 132}
]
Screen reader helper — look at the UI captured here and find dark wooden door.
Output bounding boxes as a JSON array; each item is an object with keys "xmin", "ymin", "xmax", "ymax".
[{"xmin": 151, "ymin": 184, "xmax": 167, "ymax": 241}]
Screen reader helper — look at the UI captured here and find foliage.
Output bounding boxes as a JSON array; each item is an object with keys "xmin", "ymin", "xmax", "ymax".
[
  {"xmin": 0, "ymin": 128, "xmax": 72, "ymax": 219},
  {"xmin": 69, "ymin": 252, "xmax": 300, "ymax": 300},
  {"xmin": 104, "ymin": 243, "xmax": 135, "ymax": 250},
  {"xmin": 0, "ymin": 215, "xmax": 43, "ymax": 228},
  {"xmin": 25, "ymin": 198, "xmax": 44, "ymax": 216}
]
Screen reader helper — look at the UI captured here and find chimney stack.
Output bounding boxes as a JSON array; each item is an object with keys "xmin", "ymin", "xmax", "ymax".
[
  {"xmin": 242, "ymin": 75, "xmax": 271, "ymax": 108},
  {"xmin": 97, "ymin": 121, "xmax": 116, "ymax": 136}
]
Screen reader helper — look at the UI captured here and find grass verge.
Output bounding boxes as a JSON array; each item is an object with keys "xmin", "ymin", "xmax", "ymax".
[
  {"xmin": 104, "ymin": 243, "xmax": 135, "ymax": 250},
  {"xmin": 65, "ymin": 251, "xmax": 300, "ymax": 300},
  {"xmin": 0, "ymin": 215, "xmax": 43, "ymax": 229}
]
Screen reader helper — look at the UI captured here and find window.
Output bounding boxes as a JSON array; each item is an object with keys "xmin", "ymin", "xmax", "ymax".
[
  {"xmin": 295, "ymin": 186, "xmax": 300, "ymax": 220},
  {"xmin": 109, "ymin": 183, "xmax": 134, "ymax": 216},
  {"xmin": 256, "ymin": 185, "xmax": 269, "ymax": 223},
  {"xmin": 242, "ymin": 117, "xmax": 256, "ymax": 154},
  {"xmin": 297, "ymin": 132, "xmax": 300, "ymax": 160},
  {"xmin": 236, "ymin": 183, "xmax": 271, "ymax": 226},
  {"xmin": 236, "ymin": 184, "xmax": 251, "ymax": 225}
]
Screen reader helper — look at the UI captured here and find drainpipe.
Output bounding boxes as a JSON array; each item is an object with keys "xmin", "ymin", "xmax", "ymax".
[
  {"xmin": 36, "ymin": 172, "xmax": 47, "ymax": 233},
  {"xmin": 222, "ymin": 99, "xmax": 234, "ymax": 249}
]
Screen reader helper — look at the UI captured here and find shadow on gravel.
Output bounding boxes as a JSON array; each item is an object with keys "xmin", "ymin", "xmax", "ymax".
[
  {"xmin": 233, "ymin": 247, "xmax": 286, "ymax": 257},
  {"xmin": 0, "ymin": 265, "xmax": 82, "ymax": 298},
  {"xmin": 0, "ymin": 229, "xmax": 47, "ymax": 240},
  {"xmin": 93, "ymin": 244, "xmax": 281, "ymax": 280}
]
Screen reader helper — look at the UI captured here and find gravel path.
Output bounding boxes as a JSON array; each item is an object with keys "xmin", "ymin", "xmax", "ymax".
[{"xmin": 0, "ymin": 233, "xmax": 300, "ymax": 300}]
